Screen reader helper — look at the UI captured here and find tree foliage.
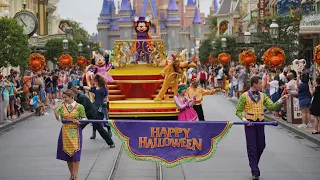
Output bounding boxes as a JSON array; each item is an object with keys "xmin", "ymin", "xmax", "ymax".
[
  {"xmin": 207, "ymin": 15, "xmax": 217, "ymax": 30},
  {"xmin": 60, "ymin": 19, "xmax": 90, "ymax": 41},
  {"xmin": 253, "ymin": 15, "xmax": 302, "ymax": 65},
  {"xmin": 0, "ymin": 17, "xmax": 31, "ymax": 69},
  {"xmin": 45, "ymin": 38, "xmax": 100, "ymax": 64}
]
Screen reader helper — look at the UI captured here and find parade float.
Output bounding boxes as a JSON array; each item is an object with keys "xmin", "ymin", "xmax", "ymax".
[{"xmin": 85, "ymin": 16, "xmax": 196, "ymax": 119}]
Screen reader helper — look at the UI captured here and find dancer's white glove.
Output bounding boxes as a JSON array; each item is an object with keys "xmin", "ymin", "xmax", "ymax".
[{"xmin": 242, "ymin": 118, "xmax": 248, "ymax": 122}]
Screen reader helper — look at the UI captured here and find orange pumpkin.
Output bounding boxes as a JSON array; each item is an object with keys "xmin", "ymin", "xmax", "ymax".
[
  {"xmin": 28, "ymin": 53, "xmax": 46, "ymax": 72},
  {"xmin": 59, "ymin": 54, "xmax": 73, "ymax": 67},
  {"xmin": 77, "ymin": 56, "xmax": 86, "ymax": 66},
  {"xmin": 262, "ymin": 46, "xmax": 285, "ymax": 68},
  {"xmin": 218, "ymin": 53, "xmax": 231, "ymax": 65}
]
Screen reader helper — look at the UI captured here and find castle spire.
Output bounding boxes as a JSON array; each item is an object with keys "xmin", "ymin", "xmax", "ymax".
[
  {"xmin": 213, "ymin": 0, "xmax": 219, "ymax": 13},
  {"xmin": 120, "ymin": 0, "xmax": 132, "ymax": 11},
  {"xmin": 193, "ymin": 7, "xmax": 201, "ymax": 24},
  {"xmin": 100, "ymin": 0, "xmax": 112, "ymax": 15},
  {"xmin": 167, "ymin": 0, "xmax": 179, "ymax": 11},
  {"xmin": 187, "ymin": 0, "xmax": 196, "ymax": 6}
]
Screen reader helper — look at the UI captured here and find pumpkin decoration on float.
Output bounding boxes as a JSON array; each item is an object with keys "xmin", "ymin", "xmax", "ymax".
[
  {"xmin": 239, "ymin": 50, "xmax": 256, "ymax": 66},
  {"xmin": 218, "ymin": 52, "xmax": 231, "ymax": 64},
  {"xmin": 262, "ymin": 46, "xmax": 285, "ymax": 68},
  {"xmin": 59, "ymin": 54, "xmax": 73, "ymax": 67},
  {"xmin": 77, "ymin": 56, "xmax": 86, "ymax": 67},
  {"xmin": 313, "ymin": 44, "xmax": 320, "ymax": 65},
  {"xmin": 28, "ymin": 53, "xmax": 46, "ymax": 72}
]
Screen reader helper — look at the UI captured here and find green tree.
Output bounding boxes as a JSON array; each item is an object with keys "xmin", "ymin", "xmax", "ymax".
[
  {"xmin": 254, "ymin": 15, "xmax": 302, "ymax": 65},
  {"xmin": 0, "ymin": 17, "xmax": 31, "ymax": 69},
  {"xmin": 45, "ymin": 38, "xmax": 99, "ymax": 64},
  {"xmin": 60, "ymin": 19, "xmax": 90, "ymax": 41},
  {"xmin": 207, "ymin": 15, "xmax": 217, "ymax": 30}
]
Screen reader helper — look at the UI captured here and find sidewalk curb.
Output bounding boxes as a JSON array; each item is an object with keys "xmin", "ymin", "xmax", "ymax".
[
  {"xmin": 0, "ymin": 112, "xmax": 35, "ymax": 132},
  {"xmin": 228, "ymin": 98, "xmax": 320, "ymax": 146}
]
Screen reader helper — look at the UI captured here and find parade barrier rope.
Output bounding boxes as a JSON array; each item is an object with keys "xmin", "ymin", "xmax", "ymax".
[{"xmin": 61, "ymin": 119, "xmax": 278, "ymax": 168}]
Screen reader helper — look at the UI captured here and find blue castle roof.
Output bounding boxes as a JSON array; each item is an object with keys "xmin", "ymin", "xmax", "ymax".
[
  {"xmin": 167, "ymin": 0, "xmax": 179, "ymax": 11},
  {"xmin": 214, "ymin": 0, "xmax": 219, "ymax": 13},
  {"xmin": 187, "ymin": 0, "xmax": 196, "ymax": 6},
  {"xmin": 141, "ymin": 0, "xmax": 158, "ymax": 18},
  {"xmin": 120, "ymin": 0, "xmax": 132, "ymax": 11},
  {"xmin": 100, "ymin": 0, "xmax": 115, "ymax": 15},
  {"xmin": 193, "ymin": 7, "xmax": 201, "ymax": 24}
]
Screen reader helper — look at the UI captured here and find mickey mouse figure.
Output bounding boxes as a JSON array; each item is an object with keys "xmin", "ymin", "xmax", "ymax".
[{"xmin": 131, "ymin": 15, "xmax": 153, "ymax": 63}]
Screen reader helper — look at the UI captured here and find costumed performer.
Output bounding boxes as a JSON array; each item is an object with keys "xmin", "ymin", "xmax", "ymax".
[
  {"xmin": 82, "ymin": 74, "xmax": 112, "ymax": 139},
  {"xmin": 70, "ymin": 87, "xmax": 115, "ymax": 147},
  {"xmin": 51, "ymin": 89, "xmax": 87, "ymax": 180},
  {"xmin": 186, "ymin": 77, "xmax": 217, "ymax": 121},
  {"xmin": 174, "ymin": 84, "xmax": 198, "ymax": 121},
  {"xmin": 235, "ymin": 76, "xmax": 286, "ymax": 180}
]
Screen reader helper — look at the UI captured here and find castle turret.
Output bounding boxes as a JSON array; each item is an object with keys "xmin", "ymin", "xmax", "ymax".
[
  {"xmin": 166, "ymin": 0, "xmax": 180, "ymax": 52},
  {"xmin": 187, "ymin": 0, "xmax": 196, "ymax": 6},
  {"xmin": 118, "ymin": 0, "xmax": 133, "ymax": 40},
  {"xmin": 193, "ymin": 7, "xmax": 202, "ymax": 40},
  {"xmin": 98, "ymin": 0, "xmax": 114, "ymax": 50}
]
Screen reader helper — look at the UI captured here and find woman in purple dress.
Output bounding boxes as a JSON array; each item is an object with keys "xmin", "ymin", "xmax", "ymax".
[{"xmin": 51, "ymin": 89, "xmax": 87, "ymax": 180}]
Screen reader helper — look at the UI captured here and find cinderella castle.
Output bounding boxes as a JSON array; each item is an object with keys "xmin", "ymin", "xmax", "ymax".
[{"xmin": 97, "ymin": 0, "xmax": 218, "ymax": 53}]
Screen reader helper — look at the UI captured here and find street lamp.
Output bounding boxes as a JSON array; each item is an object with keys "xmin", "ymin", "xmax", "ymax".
[
  {"xmin": 2, "ymin": 10, "xmax": 9, "ymax": 17},
  {"xmin": 244, "ymin": 31, "xmax": 251, "ymax": 48},
  {"xmin": 63, "ymin": 39, "xmax": 68, "ymax": 51},
  {"xmin": 212, "ymin": 40, "xmax": 216, "ymax": 50},
  {"xmin": 269, "ymin": 19, "xmax": 279, "ymax": 43},
  {"xmin": 221, "ymin": 38, "xmax": 227, "ymax": 51},
  {"xmin": 30, "ymin": 33, "xmax": 38, "ymax": 51},
  {"xmin": 78, "ymin": 41, "xmax": 83, "ymax": 52}
]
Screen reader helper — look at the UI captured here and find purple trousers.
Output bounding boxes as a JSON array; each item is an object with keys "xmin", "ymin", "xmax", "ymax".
[{"xmin": 244, "ymin": 120, "xmax": 266, "ymax": 176}]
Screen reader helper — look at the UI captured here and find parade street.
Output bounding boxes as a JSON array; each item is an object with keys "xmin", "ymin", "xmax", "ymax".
[{"xmin": 0, "ymin": 94, "xmax": 320, "ymax": 180}]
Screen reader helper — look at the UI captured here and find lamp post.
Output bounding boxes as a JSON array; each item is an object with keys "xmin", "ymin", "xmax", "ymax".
[
  {"xmin": 78, "ymin": 41, "xmax": 83, "ymax": 55},
  {"xmin": 30, "ymin": 33, "xmax": 38, "ymax": 52},
  {"xmin": 221, "ymin": 38, "xmax": 227, "ymax": 52},
  {"xmin": 212, "ymin": 40, "xmax": 216, "ymax": 50},
  {"xmin": 63, "ymin": 39, "xmax": 68, "ymax": 51},
  {"xmin": 269, "ymin": 19, "xmax": 279, "ymax": 45},
  {"xmin": 244, "ymin": 31, "xmax": 251, "ymax": 49},
  {"xmin": 2, "ymin": 10, "xmax": 9, "ymax": 17}
]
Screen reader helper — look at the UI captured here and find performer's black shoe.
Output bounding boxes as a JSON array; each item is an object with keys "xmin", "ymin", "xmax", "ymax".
[
  {"xmin": 90, "ymin": 129, "xmax": 96, "ymax": 139},
  {"xmin": 252, "ymin": 174, "xmax": 259, "ymax": 180},
  {"xmin": 109, "ymin": 143, "xmax": 115, "ymax": 148}
]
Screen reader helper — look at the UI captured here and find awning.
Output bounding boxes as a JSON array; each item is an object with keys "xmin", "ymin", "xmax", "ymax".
[
  {"xmin": 240, "ymin": 13, "xmax": 251, "ymax": 22},
  {"xmin": 267, "ymin": 0, "xmax": 278, "ymax": 8}
]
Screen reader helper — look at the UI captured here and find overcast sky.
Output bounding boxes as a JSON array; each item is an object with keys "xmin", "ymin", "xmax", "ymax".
[{"xmin": 58, "ymin": 0, "xmax": 213, "ymax": 34}]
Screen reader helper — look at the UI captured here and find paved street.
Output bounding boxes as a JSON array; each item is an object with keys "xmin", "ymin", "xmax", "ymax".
[{"xmin": 1, "ymin": 95, "xmax": 320, "ymax": 180}]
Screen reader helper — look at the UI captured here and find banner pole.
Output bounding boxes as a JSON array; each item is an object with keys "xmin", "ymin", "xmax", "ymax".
[{"xmin": 61, "ymin": 119, "xmax": 278, "ymax": 126}]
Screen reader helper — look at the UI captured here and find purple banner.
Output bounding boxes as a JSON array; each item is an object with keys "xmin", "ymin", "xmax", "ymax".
[{"xmin": 109, "ymin": 120, "xmax": 233, "ymax": 168}]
